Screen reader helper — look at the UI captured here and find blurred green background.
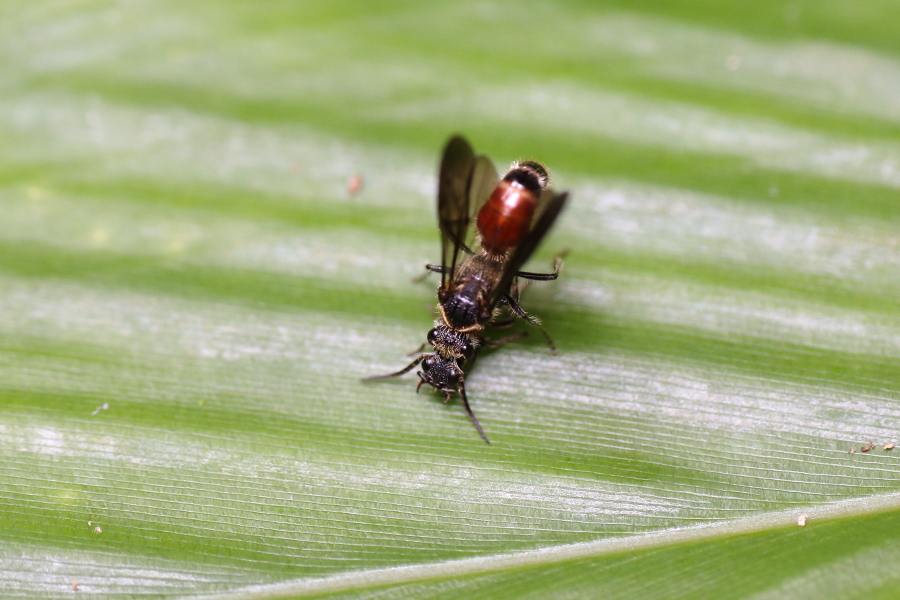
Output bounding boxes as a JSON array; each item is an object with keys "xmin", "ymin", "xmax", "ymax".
[{"xmin": 2, "ymin": 1, "xmax": 900, "ymax": 598}]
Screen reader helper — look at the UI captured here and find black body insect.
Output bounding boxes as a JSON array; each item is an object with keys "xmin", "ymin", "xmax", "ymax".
[{"xmin": 364, "ymin": 135, "xmax": 568, "ymax": 443}]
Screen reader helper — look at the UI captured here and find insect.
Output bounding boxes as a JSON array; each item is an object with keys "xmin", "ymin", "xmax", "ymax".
[{"xmin": 364, "ymin": 135, "xmax": 568, "ymax": 443}]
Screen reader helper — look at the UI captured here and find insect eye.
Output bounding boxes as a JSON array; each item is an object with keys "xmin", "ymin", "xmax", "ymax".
[
  {"xmin": 427, "ymin": 329, "xmax": 437, "ymax": 344},
  {"xmin": 461, "ymin": 343, "xmax": 474, "ymax": 358},
  {"xmin": 422, "ymin": 357, "xmax": 434, "ymax": 371}
]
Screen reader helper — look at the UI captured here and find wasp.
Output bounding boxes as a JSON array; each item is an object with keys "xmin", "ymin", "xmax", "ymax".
[{"xmin": 364, "ymin": 135, "xmax": 568, "ymax": 443}]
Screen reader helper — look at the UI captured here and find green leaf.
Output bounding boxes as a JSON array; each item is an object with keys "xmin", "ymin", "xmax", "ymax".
[{"xmin": 2, "ymin": 1, "xmax": 899, "ymax": 598}]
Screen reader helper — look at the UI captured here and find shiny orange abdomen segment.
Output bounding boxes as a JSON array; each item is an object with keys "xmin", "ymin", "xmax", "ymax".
[{"xmin": 476, "ymin": 180, "xmax": 537, "ymax": 255}]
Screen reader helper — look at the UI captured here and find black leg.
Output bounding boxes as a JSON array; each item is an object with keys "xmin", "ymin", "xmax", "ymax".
[
  {"xmin": 362, "ymin": 354, "xmax": 428, "ymax": 382},
  {"xmin": 516, "ymin": 270, "xmax": 558, "ymax": 281},
  {"xmin": 516, "ymin": 254, "xmax": 565, "ymax": 281},
  {"xmin": 504, "ymin": 294, "xmax": 556, "ymax": 354},
  {"xmin": 412, "ymin": 264, "xmax": 446, "ymax": 282}
]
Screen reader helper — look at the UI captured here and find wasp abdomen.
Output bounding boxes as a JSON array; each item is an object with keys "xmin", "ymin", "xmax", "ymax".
[{"xmin": 476, "ymin": 179, "xmax": 538, "ymax": 255}]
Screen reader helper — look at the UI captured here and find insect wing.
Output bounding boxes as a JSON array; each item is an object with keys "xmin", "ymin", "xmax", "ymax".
[
  {"xmin": 438, "ymin": 135, "xmax": 477, "ymax": 287},
  {"xmin": 487, "ymin": 190, "xmax": 568, "ymax": 308},
  {"xmin": 468, "ymin": 155, "xmax": 500, "ymax": 219}
]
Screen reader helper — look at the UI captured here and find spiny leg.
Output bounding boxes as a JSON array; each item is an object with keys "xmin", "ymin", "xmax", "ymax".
[
  {"xmin": 362, "ymin": 354, "xmax": 428, "ymax": 382},
  {"xmin": 504, "ymin": 293, "xmax": 556, "ymax": 354}
]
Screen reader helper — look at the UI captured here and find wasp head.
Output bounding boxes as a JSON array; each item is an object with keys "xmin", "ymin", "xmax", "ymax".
[{"xmin": 419, "ymin": 354, "xmax": 461, "ymax": 393}]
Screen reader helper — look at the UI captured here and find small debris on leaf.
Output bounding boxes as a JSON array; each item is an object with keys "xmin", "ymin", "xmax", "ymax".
[
  {"xmin": 346, "ymin": 173, "xmax": 364, "ymax": 196},
  {"xmin": 797, "ymin": 514, "xmax": 807, "ymax": 527}
]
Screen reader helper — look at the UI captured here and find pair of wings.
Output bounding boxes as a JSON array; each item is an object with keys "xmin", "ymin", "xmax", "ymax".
[{"xmin": 437, "ymin": 135, "xmax": 568, "ymax": 308}]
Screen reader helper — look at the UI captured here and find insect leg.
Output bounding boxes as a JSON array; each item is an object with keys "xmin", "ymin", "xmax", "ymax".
[
  {"xmin": 411, "ymin": 264, "xmax": 445, "ymax": 282},
  {"xmin": 484, "ymin": 332, "xmax": 528, "ymax": 349},
  {"xmin": 488, "ymin": 316, "xmax": 518, "ymax": 329},
  {"xmin": 516, "ymin": 253, "xmax": 565, "ymax": 281},
  {"xmin": 516, "ymin": 270, "xmax": 557, "ymax": 281},
  {"xmin": 504, "ymin": 294, "xmax": 556, "ymax": 354},
  {"xmin": 362, "ymin": 354, "xmax": 428, "ymax": 382},
  {"xmin": 407, "ymin": 342, "xmax": 427, "ymax": 356}
]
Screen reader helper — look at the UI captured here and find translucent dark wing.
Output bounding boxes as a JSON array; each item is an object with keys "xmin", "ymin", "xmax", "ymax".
[
  {"xmin": 487, "ymin": 191, "xmax": 568, "ymax": 308},
  {"xmin": 438, "ymin": 135, "xmax": 477, "ymax": 288},
  {"xmin": 468, "ymin": 155, "xmax": 499, "ymax": 220}
]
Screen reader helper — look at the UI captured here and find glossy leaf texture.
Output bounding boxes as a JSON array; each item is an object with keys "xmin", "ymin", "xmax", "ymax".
[{"xmin": 1, "ymin": 1, "xmax": 900, "ymax": 599}]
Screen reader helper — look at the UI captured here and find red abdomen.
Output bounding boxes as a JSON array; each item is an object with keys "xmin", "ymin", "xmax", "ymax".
[{"xmin": 476, "ymin": 180, "xmax": 537, "ymax": 255}]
